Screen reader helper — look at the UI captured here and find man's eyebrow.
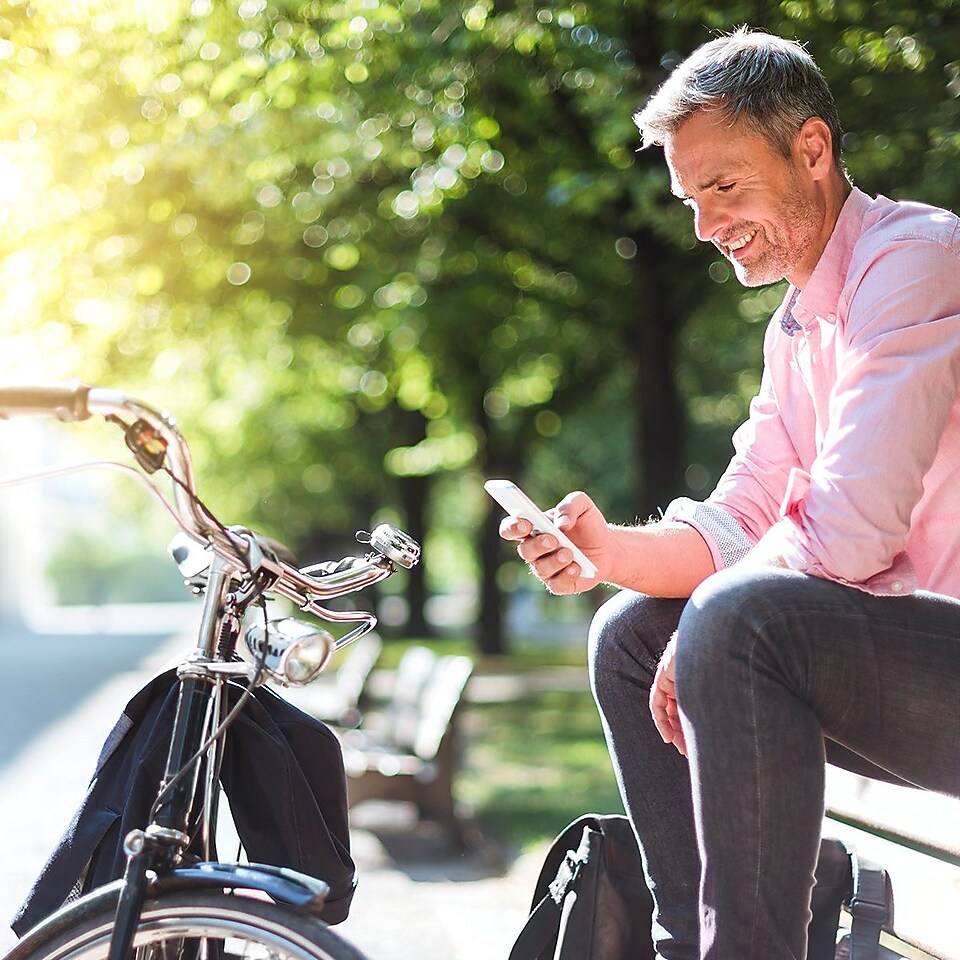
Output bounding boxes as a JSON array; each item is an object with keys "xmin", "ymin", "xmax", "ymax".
[{"xmin": 671, "ymin": 173, "xmax": 727, "ymax": 200}]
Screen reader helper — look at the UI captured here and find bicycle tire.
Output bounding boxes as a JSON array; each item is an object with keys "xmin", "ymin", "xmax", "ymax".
[{"xmin": 10, "ymin": 890, "xmax": 371, "ymax": 960}]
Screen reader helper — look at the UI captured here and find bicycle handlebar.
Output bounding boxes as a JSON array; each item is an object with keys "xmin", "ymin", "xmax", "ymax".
[
  {"xmin": 0, "ymin": 381, "xmax": 93, "ymax": 422},
  {"xmin": 0, "ymin": 382, "xmax": 420, "ymax": 623}
]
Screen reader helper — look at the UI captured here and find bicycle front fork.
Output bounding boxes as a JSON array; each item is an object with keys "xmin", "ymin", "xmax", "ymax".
[{"xmin": 107, "ymin": 560, "xmax": 236, "ymax": 960}]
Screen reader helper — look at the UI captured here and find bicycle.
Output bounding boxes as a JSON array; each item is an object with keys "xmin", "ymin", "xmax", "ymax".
[{"xmin": 0, "ymin": 382, "xmax": 422, "ymax": 960}]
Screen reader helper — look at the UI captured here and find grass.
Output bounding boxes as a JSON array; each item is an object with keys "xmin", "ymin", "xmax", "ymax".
[{"xmin": 459, "ymin": 687, "xmax": 625, "ymax": 852}]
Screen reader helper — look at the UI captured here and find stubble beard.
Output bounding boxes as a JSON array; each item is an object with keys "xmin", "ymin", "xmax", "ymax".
[{"xmin": 730, "ymin": 182, "xmax": 823, "ymax": 289}]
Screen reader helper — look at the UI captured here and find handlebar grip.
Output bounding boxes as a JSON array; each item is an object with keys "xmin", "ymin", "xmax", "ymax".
[{"xmin": 0, "ymin": 381, "xmax": 93, "ymax": 422}]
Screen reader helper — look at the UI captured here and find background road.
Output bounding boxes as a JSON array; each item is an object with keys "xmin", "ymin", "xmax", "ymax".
[
  {"xmin": 0, "ymin": 626, "xmax": 181, "ymax": 953},
  {"xmin": 0, "ymin": 628, "xmax": 161, "ymax": 767}
]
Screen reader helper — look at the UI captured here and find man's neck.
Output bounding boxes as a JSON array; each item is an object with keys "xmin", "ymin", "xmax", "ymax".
[{"xmin": 791, "ymin": 173, "xmax": 853, "ymax": 289}]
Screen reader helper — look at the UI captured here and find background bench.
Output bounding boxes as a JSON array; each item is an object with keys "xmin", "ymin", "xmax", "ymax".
[
  {"xmin": 337, "ymin": 648, "xmax": 474, "ymax": 839},
  {"xmin": 824, "ymin": 767, "xmax": 960, "ymax": 960}
]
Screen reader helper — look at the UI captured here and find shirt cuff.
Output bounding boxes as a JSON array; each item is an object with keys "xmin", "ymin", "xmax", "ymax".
[{"xmin": 662, "ymin": 497, "xmax": 755, "ymax": 571}]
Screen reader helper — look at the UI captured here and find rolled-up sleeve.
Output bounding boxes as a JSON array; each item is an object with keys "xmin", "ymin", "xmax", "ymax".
[{"xmin": 662, "ymin": 497, "xmax": 755, "ymax": 570}]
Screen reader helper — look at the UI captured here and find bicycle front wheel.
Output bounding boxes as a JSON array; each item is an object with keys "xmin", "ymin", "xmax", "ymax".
[{"xmin": 11, "ymin": 890, "xmax": 370, "ymax": 960}]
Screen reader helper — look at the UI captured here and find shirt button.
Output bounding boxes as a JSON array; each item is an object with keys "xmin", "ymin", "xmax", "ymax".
[{"xmin": 890, "ymin": 581, "xmax": 904, "ymax": 593}]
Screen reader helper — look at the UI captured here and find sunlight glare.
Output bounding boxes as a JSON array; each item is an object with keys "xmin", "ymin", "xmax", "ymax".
[{"xmin": 28, "ymin": 0, "xmax": 187, "ymax": 33}]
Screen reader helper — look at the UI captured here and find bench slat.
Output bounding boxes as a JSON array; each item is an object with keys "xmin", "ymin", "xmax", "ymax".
[
  {"xmin": 823, "ymin": 817, "xmax": 960, "ymax": 960},
  {"xmin": 823, "ymin": 768, "xmax": 960, "ymax": 960},
  {"xmin": 825, "ymin": 768, "xmax": 960, "ymax": 860}
]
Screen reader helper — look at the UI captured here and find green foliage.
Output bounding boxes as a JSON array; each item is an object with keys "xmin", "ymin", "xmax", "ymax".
[{"xmin": 45, "ymin": 527, "xmax": 188, "ymax": 604}]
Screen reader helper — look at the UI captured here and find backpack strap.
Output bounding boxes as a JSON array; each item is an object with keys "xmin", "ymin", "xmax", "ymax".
[
  {"xmin": 507, "ymin": 876, "xmax": 571, "ymax": 960},
  {"xmin": 508, "ymin": 832, "xmax": 590, "ymax": 960},
  {"xmin": 847, "ymin": 851, "xmax": 894, "ymax": 960}
]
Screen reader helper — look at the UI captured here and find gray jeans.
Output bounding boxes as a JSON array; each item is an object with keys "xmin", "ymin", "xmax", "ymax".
[{"xmin": 588, "ymin": 565, "xmax": 960, "ymax": 960}]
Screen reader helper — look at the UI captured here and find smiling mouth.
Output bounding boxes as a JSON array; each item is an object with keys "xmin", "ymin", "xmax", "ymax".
[{"xmin": 723, "ymin": 229, "xmax": 757, "ymax": 255}]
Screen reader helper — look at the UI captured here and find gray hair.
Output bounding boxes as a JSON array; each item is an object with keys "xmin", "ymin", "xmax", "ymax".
[{"xmin": 634, "ymin": 27, "xmax": 844, "ymax": 165}]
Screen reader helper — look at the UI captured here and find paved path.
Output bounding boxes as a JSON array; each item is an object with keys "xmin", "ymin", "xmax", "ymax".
[
  {"xmin": 336, "ymin": 813, "xmax": 540, "ymax": 960},
  {"xmin": 0, "ymin": 631, "xmax": 543, "ymax": 960}
]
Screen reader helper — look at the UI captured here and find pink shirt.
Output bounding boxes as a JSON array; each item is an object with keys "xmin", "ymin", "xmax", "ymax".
[{"xmin": 667, "ymin": 187, "xmax": 960, "ymax": 598}]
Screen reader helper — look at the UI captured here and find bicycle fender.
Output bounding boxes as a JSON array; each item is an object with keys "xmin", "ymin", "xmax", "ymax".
[
  {"xmin": 155, "ymin": 861, "xmax": 331, "ymax": 914},
  {"xmin": 6, "ymin": 865, "xmax": 332, "ymax": 958}
]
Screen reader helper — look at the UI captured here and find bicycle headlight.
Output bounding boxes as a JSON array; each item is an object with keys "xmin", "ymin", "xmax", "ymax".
[{"xmin": 243, "ymin": 618, "xmax": 334, "ymax": 686}]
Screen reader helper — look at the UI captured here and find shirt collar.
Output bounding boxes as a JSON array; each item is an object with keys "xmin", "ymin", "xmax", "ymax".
[{"xmin": 793, "ymin": 187, "xmax": 871, "ymax": 327}]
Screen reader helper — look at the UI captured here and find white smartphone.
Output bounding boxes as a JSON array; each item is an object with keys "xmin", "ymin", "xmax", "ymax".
[{"xmin": 484, "ymin": 478, "xmax": 598, "ymax": 579}]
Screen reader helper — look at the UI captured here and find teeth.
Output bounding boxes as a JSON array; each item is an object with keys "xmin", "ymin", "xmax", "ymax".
[{"xmin": 728, "ymin": 231, "xmax": 756, "ymax": 252}]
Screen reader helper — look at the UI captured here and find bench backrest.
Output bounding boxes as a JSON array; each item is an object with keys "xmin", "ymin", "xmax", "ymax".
[
  {"xmin": 411, "ymin": 655, "xmax": 474, "ymax": 762},
  {"xmin": 387, "ymin": 645, "xmax": 439, "ymax": 750}
]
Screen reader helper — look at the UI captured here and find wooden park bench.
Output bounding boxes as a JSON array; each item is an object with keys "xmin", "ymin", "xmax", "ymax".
[
  {"xmin": 337, "ymin": 648, "xmax": 474, "ymax": 838},
  {"xmin": 353, "ymin": 643, "xmax": 439, "ymax": 742},
  {"xmin": 823, "ymin": 766, "xmax": 960, "ymax": 960}
]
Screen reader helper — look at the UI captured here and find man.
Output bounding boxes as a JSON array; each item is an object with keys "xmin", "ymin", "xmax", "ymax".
[{"xmin": 499, "ymin": 27, "xmax": 960, "ymax": 960}]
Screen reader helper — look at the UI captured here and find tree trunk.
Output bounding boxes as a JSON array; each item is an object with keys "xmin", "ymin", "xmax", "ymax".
[
  {"xmin": 476, "ymin": 419, "xmax": 524, "ymax": 656},
  {"xmin": 630, "ymin": 240, "xmax": 688, "ymax": 515},
  {"xmin": 397, "ymin": 472, "xmax": 430, "ymax": 637},
  {"xmin": 477, "ymin": 497, "xmax": 505, "ymax": 655}
]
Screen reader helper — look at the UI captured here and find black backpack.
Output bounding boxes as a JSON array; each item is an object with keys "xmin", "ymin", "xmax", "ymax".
[
  {"xmin": 507, "ymin": 814, "xmax": 894, "ymax": 960},
  {"xmin": 13, "ymin": 669, "xmax": 355, "ymax": 935}
]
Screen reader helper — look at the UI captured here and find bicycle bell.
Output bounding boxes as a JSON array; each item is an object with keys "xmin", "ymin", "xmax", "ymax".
[{"xmin": 358, "ymin": 523, "xmax": 421, "ymax": 569}]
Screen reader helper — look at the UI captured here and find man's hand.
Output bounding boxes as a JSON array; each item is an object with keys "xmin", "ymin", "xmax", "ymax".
[
  {"xmin": 650, "ymin": 634, "xmax": 687, "ymax": 756},
  {"xmin": 498, "ymin": 491, "xmax": 607, "ymax": 594},
  {"xmin": 498, "ymin": 492, "xmax": 715, "ymax": 598}
]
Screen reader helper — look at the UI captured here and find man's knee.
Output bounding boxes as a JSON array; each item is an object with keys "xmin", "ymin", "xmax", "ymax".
[
  {"xmin": 674, "ymin": 567, "xmax": 806, "ymax": 702},
  {"xmin": 588, "ymin": 590, "xmax": 685, "ymax": 701}
]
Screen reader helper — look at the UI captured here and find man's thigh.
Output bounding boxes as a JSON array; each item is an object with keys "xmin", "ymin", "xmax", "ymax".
[
  {"xmin": 683, "ymin": 569, "xmax": 960, "ymax": 797},
  {"xmin": 812, "ymin": 585, "xmax": 960, "ymax": 795}
]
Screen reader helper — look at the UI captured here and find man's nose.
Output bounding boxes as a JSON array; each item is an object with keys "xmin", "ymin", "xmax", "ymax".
[{"xmin": 692, "ymin": 201, "xmax": 728, "ymax": 243}]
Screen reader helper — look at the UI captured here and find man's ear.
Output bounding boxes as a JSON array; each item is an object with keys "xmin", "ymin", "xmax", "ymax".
[{"xmin": 795, "ymin": 117, "xmax": 834, "ymax": 180}]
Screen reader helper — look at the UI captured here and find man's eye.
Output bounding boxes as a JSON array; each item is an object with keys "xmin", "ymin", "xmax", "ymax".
[{"xmin": 716, "ymin": 182, "xmax": 736, "ymax": 193}]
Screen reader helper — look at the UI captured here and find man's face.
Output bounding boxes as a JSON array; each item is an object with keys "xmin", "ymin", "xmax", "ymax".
[{"xmin": 664, "ymin": 109, "xmax": 827, "ymax": 288}]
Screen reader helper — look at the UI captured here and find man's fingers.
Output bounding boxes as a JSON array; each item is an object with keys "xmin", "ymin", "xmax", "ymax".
[
  {"xmin": 497, "ymin": 496, "xmax": 598, "ymax": 595},
  {"xmin": 649, "ymin": 636, "xmax": 687, "ymax": 756},
  {"xmin": 516, "ymin": 534, "xmax": 581, "ymax": 586},
  {"xmin": 541, "ymin": 566, "xmax": 585, "ymax": 596},
  {"xmin": 650, "ymin": 698, "xmax": 672, "ymax": 743},
  {"xmin": 651, "ymin": 693, "xmax": 687, "ymax": 755},
  {"xmin": 649, "ymin": 679, "xmax": 673, "ymax": 740},
  {"xmin": 499, "ymin": 517, "xmax": 533, "ymax": 541},
  {"xmin": 516, "ymin": 532, "xmax": 559, "ymax": 564}
]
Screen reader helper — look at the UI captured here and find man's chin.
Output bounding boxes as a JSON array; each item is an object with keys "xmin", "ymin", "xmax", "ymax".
[{"xmin": 732, "ymin": 261, "xmax": 784, "ymax": 288}]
